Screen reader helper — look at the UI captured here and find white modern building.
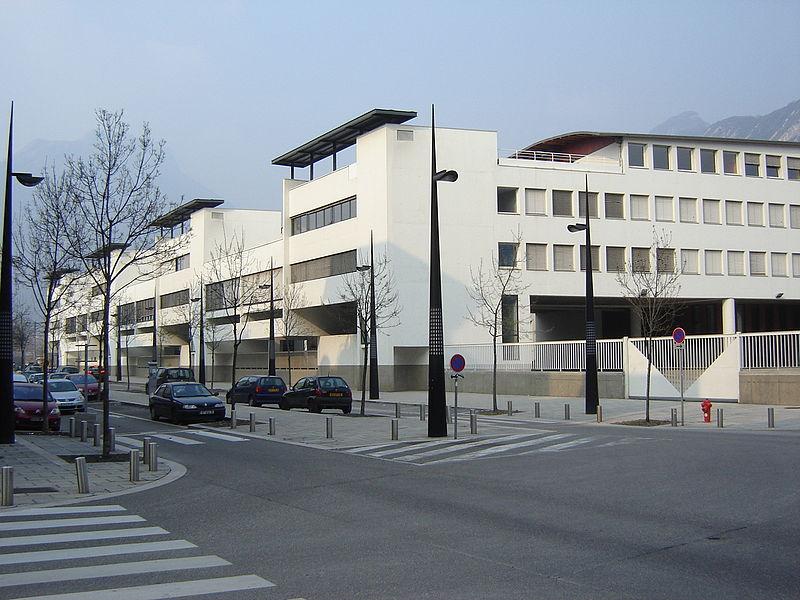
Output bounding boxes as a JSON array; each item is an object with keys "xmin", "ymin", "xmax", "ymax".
[{"xmin": 56, "ymin": 108, "xmax": 800, "ymax": 400}]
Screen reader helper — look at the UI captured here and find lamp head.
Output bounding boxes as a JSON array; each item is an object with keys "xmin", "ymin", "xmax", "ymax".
[
  {"xmin": 433, "ymin": 169, "xmax": 458, "ymax": 183},
  {"xmin": 12, "ymin": 172, "xmax": 44, "ymax": 187},
  {"xmin": 356, "ymin": 265, "xmax": 371, "ymax": 272},
  {"xmin": 776, "ymin": 292, "xmax": 784, "ymax": 299},
  {"xmin": 567, "ymin": 223, "xmax": 587, "ymax": 233}
]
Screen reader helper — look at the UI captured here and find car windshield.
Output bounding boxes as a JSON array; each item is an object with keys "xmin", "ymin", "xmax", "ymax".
[
  {"xmin": 260, "ymin": 377, "xmax": 284, "ymax": 386},
  {"xmin": 172, "ymin": 383, "xmax": 212, "ymax": 398},
  {"xmin": 70, "ymin": 375, "xmax": 98, "ymax": 384},
  {"xmin": 48, "ymin": 381, "xmax": 78, "ymax": 392},
  {"xmin": 318, "ymin": 377, "xmax": 348, "ymax": 389},
  {"xmin": 14, "ymin": 385, "xmax": 48, "ymax": 400},
  {"xmin": 168, "ymin": 369, "xmax": 193, "ymax": 379}
]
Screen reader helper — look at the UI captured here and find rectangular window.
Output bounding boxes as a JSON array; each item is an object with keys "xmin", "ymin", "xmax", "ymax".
[
  {"xmin": 90, "ymin": 310, "xmax": 102, "ymax": 323},
  {"xmin": 705, "ymin": 250, "xmax": 723, "ymax": 275},
  {"xmin": 656, "ymin": 248, "xmax": 675, "ymax": 273},
  {"xmin": 290, "ymin": 249, "xmax": 357, "ymax": 283},
  {"xmin": 790, "ymin": 205, "xmax": 800, "ymax": 228},
  {"xmin": 632, "ymin": 247, "xmax": 650, "ymax": 272},
  {"xmin": 90, "ymin": 285, "xmax": 102, "ymax": 297},
  {"xmin": 606, "ymin": 247, "xmax": 626, "ymax": 272},
  {"xmin": 653, "ymin": 145, "xmax": 670, "ymax": 170},
  {"xmin": 681, "ymin": 249, "xmax": 699, "ymax": 274},
  {"xmin": 727, "ymin": 251, "xmax": 745, "ymax": 276},
  {"xmin": 793, "ymin": 254, "xmax": 800, "ymax": 277},
  {"xmin": 498, "ymin": 242, "xmax": 519, "ymax": 268},
  {"xmin": 725, "ymin": 200, "xmax": 743, "ymax": 225},
  {"xmin": 723, "ymin": 151, "xmax": 739, "ymax": 174},
  {"xmin": 628, "ymin": 143, "xmax": 646, "ymax": 167},
  {"xmin": 526, "ymin": 243, "xmax": 547, "ymax": 270},
  {"xmin": 769, "ymin": 203, "xmax": 785, "ymax": 227},
  {"xmin": 553, "ymin": 245, "xmax": 574, "ymax": 271},
  {"xmin": 160, "ymin": 289, "xmax": 190, "ymax": 309},
  {"xmin": 744, "ymin": 153, "xmax": 760, "ymax": 177},
  {"xmin": 604, "ymin": 193, "xmax": 624, "ymax": 219},
  {"xmin": 65, "ymin": 317, "xmax": 76, "ymax": 334},
  {"xmin": 749, "ymin": 251, "xmax": 766, "ymax": 276},
  {"xmin": 655, "ymin": 196, "xmax": 674, "ymax": 222},
  {"xmin": 679, "ymin": 197, "xmax": 697, "ymax": 223},
  {"xmin": 135, "ymin": 298, "xmax": 155, "ymax": 322},
  {"xmin": 700, "ymin": 149, "xmax": 717, "ymax": 173},
  {"xmin": 497, "ymin": 188, "xmax": 518, "ymax": 213},
  {"xmin": 766, "ymin": 155, "xmax": 781, "ymax": 178},
  {"xmin": 579, "ymin": 245, "xmax": 600, "ymax": 272},
  {"xmin": 175, "ymin": 254, "xmax": 190, "ymax": 271},
  {"xmin": 630, "ymin": 195, "xmax": 649, "ymax": 220},
  {"xmin": 552, "ymin": 190, "xmax": 573, "ymax": 216},
  {"xmin": 747, "ymin": 202, "xmax": 764, "ymax": 226},
  {"xmin": 772, "ymin": 253, "xmax": 788, "ymax": 277},
  {"xmin": 291, "ymin": 196, "xmax": 357, "ymax": 235},
  {"xmin": 788, "ymin": 157, "xmax": 800, "ymax": 181},
  {"xmin": 396, "ymin": 129, "xmax": 414, "ymax": 141},
  {"xmin": 702, "ymin": 199, "xmax": 721, "ymax": 224},
  {"xmin": 677, "ymin": 147, "xmax": 693, "ymax": 171},
  {"xmin": 577, "ymin": 191, "xmax": 599, "ymax": 218},
  {"xmin": 524, "ymin": 188, "xmax": 546, "ymax": 215},
  {"xmin": 119, "ymin": 302, "xmax": 135, "ymax": 324},
  {"xmin": 501, "ymin": 295, "xmax": 519, "ymax": 343}
]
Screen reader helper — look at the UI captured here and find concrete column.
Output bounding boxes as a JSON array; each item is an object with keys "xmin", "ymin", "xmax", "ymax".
[{"xmin": 722, "ymin": 298, "xmax": 736, "ymax": 334}]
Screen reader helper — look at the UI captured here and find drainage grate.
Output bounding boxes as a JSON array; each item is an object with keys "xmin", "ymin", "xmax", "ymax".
[{"xmin": 14, "ymin": 487, "xmax": 58, "ymax": 493}]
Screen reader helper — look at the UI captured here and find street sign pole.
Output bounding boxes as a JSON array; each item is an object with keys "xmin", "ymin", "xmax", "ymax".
[
  {"xmin": 672, "ymin": 327, "xmax": 687, "ymax": 426},
  {"xmin": 679, "ymin": 346, "xmax": 685, "ymax": 426},
  {"xmin": 450, "ymin": 354, "xmax": 466, "ymax": 440}
]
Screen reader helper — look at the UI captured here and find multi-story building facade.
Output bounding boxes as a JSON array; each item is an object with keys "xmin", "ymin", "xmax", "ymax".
[{"xmin": 56, "ymin": 109, "xmax": 800, "ymax": 396}]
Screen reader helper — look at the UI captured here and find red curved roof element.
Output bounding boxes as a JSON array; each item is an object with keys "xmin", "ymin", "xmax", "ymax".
[{"xmin": 521, "ymin": 133, "xmax": 620, "ymax": 156}]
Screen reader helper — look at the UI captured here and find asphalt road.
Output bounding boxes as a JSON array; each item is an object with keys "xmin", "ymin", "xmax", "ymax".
[{"xmin": 2, "ymin": 400, "xmax": 799, "ymax": 600}]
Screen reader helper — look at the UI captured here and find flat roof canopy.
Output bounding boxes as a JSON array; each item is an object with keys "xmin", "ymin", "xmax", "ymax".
[
  {"xmin": 271, "ymin": 108, "xmax": 417, "ymax": 168},
  {"xmin": 150, "ymin": 198, "xmax": 224, "ymax": 228}
]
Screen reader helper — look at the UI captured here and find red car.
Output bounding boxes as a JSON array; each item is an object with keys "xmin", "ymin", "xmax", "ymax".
[
  {"xmin": 66, "ymin": 374, "xmax": 100, "ymax": 401},
  {"xmin": 14, "ymin": 383, "xmax": 60, "ymax": 431}
]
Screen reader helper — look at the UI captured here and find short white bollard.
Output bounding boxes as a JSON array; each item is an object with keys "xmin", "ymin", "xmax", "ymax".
[
  {"xmin": 92, "ymin": 424, "xmax": 101, "ymax": 447},
  {"xmin": 326, "ymin": 417, "xmax": 333, "ymax": 439},
  {"xmin": 75, "ymin": 457, "xmax": 90, "ymax": 494},
  {"xmin": 142, "ymin": 437, "xmax": 152, "ymax": 464},
  {"xmin": 419, "ymin": 404, "xmax": 426, "ymax": 421},
  {"xmin": 395, "ymin": 403, "xmax": 401, "ymax": 419},
  {"xmin": 597, "ymin": 405, "xmax": 603, "ymax": 423},
  {"xmin": 1, "ymin": 467, "xmax": 13, "ymax": 507},
  {"xmin": 230, "ymin": 409, "xmax": 237, "ymax": 429},
  {"xmin": 268, "ymin": 417, "xmax": 276, "ymax": 435},
  {"xmin": 80, "ymin": 421, "xmax": 88, "ymax": 442},
  {"xmin": 534, "ymin": 402, "xmax": 541, "ymax": 418},
  {"xmin": 129, "ymin": 449, "xmax": 140, "ymax": 482},
  {"xmin": 249, "ymin": 413, "xmax": 256, "ymax": 432},
  {"xmin": 507, "ymin": 401, "xmax": 513, "ymax": 416},
  {"xmin": 470, "ymin": 412, "xmax": 478, "ymax": 434},
  {"xmin": 716, "ymin": 408, "xmax": 724, "ymax": 428},
  {"xmin": 670, "ymin": 408, "xmax": 677, "ymax": 427},
  {"xmin": 767, "ymin": 407, "xmax": 775, "ymax": 429},
  {"xmin": 564, "ymin": 404, "xmax": 570, "ymax": 420},
  {"xmin": 391, "ymin": 419, "xmax": 399, "ymax": 441},
  {"xmin": 68, "ymin": 417, "xmax": 76, "ymax": 437},
  {"xmin": 108, "ymin": 427, "xmax": 116, "ymax": 452},
  {"xmin": 147, "ymin": 442, "xmax": 158, "ymax": 471}
]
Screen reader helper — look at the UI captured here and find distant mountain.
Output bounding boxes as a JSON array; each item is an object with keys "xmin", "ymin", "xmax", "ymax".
[{"xmin": 651, "ymin": 98, "xmax": 800, "ymax": 142}]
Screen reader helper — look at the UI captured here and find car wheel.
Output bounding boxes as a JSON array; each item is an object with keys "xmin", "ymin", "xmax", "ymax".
[
  {"xmin": 170, "ymin": 408, "xmax": 179, "ymax": 425},
  {"xmin": 279, "ymin": 400, "xmax": 289, "ymax": 411},
  {"xmin": 249, "ymin": 395, "xmax": 258, "ymax": 407},
  {"xmin": 342, "ymin": 406, "xmax": 351, "ymax": 415},
  {"xmin": 150, "ymin": 406, "xmax": 159, "ymax": 421},
  {"xmin": 309, "ymin": 400, "xmax": 321, "ymax": 414}
]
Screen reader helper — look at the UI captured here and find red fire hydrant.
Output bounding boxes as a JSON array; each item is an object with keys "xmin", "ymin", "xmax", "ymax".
[{"xmin": 701, "ymin": 399, "xmax": 712, "ymax": 423}]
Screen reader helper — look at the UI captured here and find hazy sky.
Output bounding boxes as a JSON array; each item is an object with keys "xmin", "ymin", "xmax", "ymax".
[{"xmin": 4, "ymin": 0, "xmax": 799, "ymax": 210}]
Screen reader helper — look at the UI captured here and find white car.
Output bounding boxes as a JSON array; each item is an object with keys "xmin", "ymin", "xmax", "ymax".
[{"xmin": 47, "ymin": 379, "xmax": 86, "ymax": 414}]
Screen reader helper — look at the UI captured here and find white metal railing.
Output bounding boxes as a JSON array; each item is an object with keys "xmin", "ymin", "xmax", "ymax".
[
  {"xmin": 741, "ymin": 331, "xmax": 800, "ymax": 369},
  {"xmin": 632, "ymin": 333, "xmax": 737, "ymax": 372},
  {"xmin": 500, "ymin": 149, "xmax": 621, "ymax": 166}
]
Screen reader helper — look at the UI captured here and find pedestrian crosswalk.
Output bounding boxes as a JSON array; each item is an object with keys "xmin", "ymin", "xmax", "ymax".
[
  {"xmin": 341, "ymin": 431, "xmax": 641, "ymax": 465},
  {"xmin": 0, "ymin": 504, "xmax": 275, "ymax": 599},
  {"xmin": 115, "ymin": 430, "xmax": 251, "ymax": 449}
]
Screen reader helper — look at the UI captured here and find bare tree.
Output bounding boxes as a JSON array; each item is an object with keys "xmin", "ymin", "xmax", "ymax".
[
  {"xmin": 204, "ymin": 316, "xmax": 224, "ymax": 389},
  {"xmin": 280, "ymin": 281, "xmax": 308, "ymax": 387},
  {"xmin": 60, "ymin": 108, "xmax": 180, "ymax": 457},
  {"xmin": 205, "ymin": 228, "xmax": 265, "ymax": 390},
  {"xmin": 617, "ymin": 229, "xmax": 682, "ymax": 422},
  {"xmin": 12, "ymin": 302, "xmax": 35, "ymax": 368},
  {"xmin": 159, "ymin": 282, "xmax": 202, "ymax": 369},
  {"xmin": 337, "ymin": 249, "xmax": 400, "ymax": 415},
  {"xmin": 466, "ymin": 230, "xmax": 529, "ymax": 412}
]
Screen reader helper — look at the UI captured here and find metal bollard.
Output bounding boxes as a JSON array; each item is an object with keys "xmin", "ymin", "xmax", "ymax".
[
  {"xmin": 1, "ymin": 467, "xmax": 13, "ymax": 507},
  {"xmin": 419, "ymin": 404, "xmax": 425, "ymax": 421},
  {"xmin": 534, "ymin": 402, "xmax": 540, "ymax": 418},
  {"xmin": 80, "ymin": 421, "xmax": 88, "ymax": 442},
  {"xmin": 108, "ymin": 427, "xmax": 115, "ymax": 452},
  {"xmin": 68, "ymin": 417, "xmax": 76, "ymax": 437},
  {"xmin": 325, "ymin": 417, "xmax": 333, "ymax": 439},
  {"xmin": 230, "ymin": 409, "xmax": 237, "ymax": 429},
  {"xmin": 767, "ymin": 407, "xmax": 775, "ymax": 429},
  {"xmin": 564, "ymin": 404, "xmax": 570, "ymax": 420},
  {"xmin": 716, "ymin": 408, "xmax": 724, "ymax": 428},
  {"xmin": 670, "ymin": 408, "xmax": 677, "ymax": 427},
  {"xmin": 129, "ymin": 449, "xmax": 140, "ymax": 482},
  {"xmin": 142, "ymin": 437, "xmax": 152, "ymax": 464},
  {"xmin": 92, "ymin": 424, "xmax": 101, "ymax": 447},
  {"xmin": 268, "ymin": 417, "xmax": 275, "ymax": 436},
  {"xmin": 470, "ymin": 412, "xmax": 478, "ymax": 434},
  {"xmin": 597, "ymin": 405, "xmax": 603, "ymax": 423},
  {"xmin": 507, "ymin": 401, "xmax": 513, "ymax": 416},
  {"xmin": 391, "ymin": 418, "xmax": 399, "ymax": 441},
  {"xmin": 395, "ymin": 403, "xmax": 401, "ymax": 419},
  {"xmin": 75, "ymin": 457, "xmax": 90, "ymax": 494},
  {"xmin": 147, "ymin": 442, "xmax": 158, "ymax": 471},
  {"xmin": 249, "ymin": 413, "xmax": 256, "ymax": 433}
]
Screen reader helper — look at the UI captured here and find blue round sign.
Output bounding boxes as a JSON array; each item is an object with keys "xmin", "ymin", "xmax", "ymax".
[
  {"xmin": 450, "ymin": 354, "xmax": 466, "ymax": 372},
  {"xmin": 672, "ymin": 327, "xmax": 686, "ymax": 345}
]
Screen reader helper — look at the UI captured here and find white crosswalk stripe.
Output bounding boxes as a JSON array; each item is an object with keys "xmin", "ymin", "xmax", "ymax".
[
  {"xmin": 182, "ymin": 430, "xmax": 249, "ymax": 442},
  {"xmin": 150, "ymin": 434, "xmax": 204, "ymax": 445},
  {"xmin": 437, "ymin": 433, "xmax": 574, "ymax": 463},
  {"xmin": 0, "ymin": 507, "xmax": 275, "ymax": 599}
]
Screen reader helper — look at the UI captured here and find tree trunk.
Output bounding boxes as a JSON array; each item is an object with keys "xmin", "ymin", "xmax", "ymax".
[
  {"xmin": 287, "ymin": 349, "xmax": 292, "ymax": 387},
  {"xmin": 125, "ymin": 338, "xmax": 130, "ymax": 391},
  {"xmin": 210, "ymin": 348, "xmax": 216, "ymax": 389},
  {"xmin": 101, "ymin": 292, "xmax": 111, "ymax": 457},
  {"xmin": 492, "ymin": 316, "xmax": 498, "ymax": 412},
  {"xmin": 645, "ymin": 337, "xmax": 652, "ymax": 422},
  {"xmin": 40, "ymin": 302, "xmax": 52, "ymax": 433}
]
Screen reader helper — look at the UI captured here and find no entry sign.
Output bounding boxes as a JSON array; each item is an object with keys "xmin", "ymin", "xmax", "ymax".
[
  {"xmin": 672, "ymin": 327, "xmax": 686, "ymax": 346},
  {"xmin": 450, "ymin": 353, "xmax": 466, "ymax": 372}
]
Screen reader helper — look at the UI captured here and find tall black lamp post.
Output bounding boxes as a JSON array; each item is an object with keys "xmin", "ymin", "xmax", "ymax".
[
  {"xmin": 114, "ymin": 306, "xmax": 122, "ymax": 381},
  {"xmin": 567, "ymin": 175, "xmax": 599, "ymax": 415},
  {"xmin": 191, "ymin": 292, "xmax": 206, "ymax": 385},
  {"xmin": 427, "ymin": 106, "xmax": 458, "ymax": 437},
  {"xmin": 368, "ymin": 231, "xmax": 379, "ymax": 400},
  {"xmin": 258, "ymin": 257, "xmax": 276, "ymax": 377},
  {"xmin": 1, "ymin": 103, "xmax": 43, "ymax": 444}
]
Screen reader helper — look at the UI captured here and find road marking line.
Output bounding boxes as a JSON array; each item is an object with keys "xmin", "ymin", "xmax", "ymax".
[
  {"xmin": 369, "ymin": 437, "xmax": 501, "ymax": 458},
  {"xmin": 184, "ymin": 430, "xmax": 249, "ymax": 442},
  {"xmin": 0, "ymin": 540, "xmax": 197, "ymax": 565},
  {"xmin": 0, "ymin": 527, "xmax": 169, "ymax": 548},
  {"xmin": 436, "ymin": 433, "xmax": 573, "ymax": 462},
  {"xmin": 151, "ymin": 434, "xmax": 204, "ymax": 445},
  {"xmin": 11, "ymin": 574, "xmax": 276, "ymax": 600},
  {"xmin": 0, "ymin": 555, "xmax": 230, "ymax": 587},
  {"xmin": 0, "ymin": 505, "xmax": 126, "ymax": 518},
  {"xmin": 344, "ymin": 442, "xmax": 411, "ymax": 454},
  {"xmin": 395, "ymin": 434, "xmax": 538, "ymax": 462},
  {"xmin": 536, "ymin": 437, "xmax": 597, "ymax": 452},
  {"xmin": 0, "ymin": 515, "xmax": 144, "ymax": 532}
]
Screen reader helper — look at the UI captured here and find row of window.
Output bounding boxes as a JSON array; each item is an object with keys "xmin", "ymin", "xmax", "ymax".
[
  {"xmin": 290, "ymin": 250, "xmax": 357, "ymax": 283},
  {"xmin": 627, "ymin": 142, "xmax": 800, "ymax": 180},
  {"xmin": 160, "ymin": 289, "xmax": 190, "ymax": 309},
  {"xmin": 291, "ymin": 196, "xmax": 357, "ymax": 236},
  {"xmin": 501, "ymin": 241, "xmax": 800, "ymax": 277},
  {"xmin": 497, "ymin": 187, "xmax": 800, "ymax": 227}
]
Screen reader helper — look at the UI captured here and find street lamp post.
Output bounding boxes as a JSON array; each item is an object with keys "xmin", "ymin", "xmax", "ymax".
[
  {"xmin": 567, "ymin": 175, "xmax": 599, "ymax": 415},
  {"xmin": 190, "ymin": 292, "xmax": 206, "ymax": 385},
  {"xmin": 427, "ymin": 105, "xmax": 458, "ymax": 438},
  {"xmin": 115, "ymin": 306, "xmax": 122, "ymax": 381},
  {"xmin": 258, "ymin": 257, "xmax": 276, "ymax": 377},
  {"xmin": 1, "ymin": 103, "xmax": 43, "ymax": 444},
  {"xmin": 368, "ymin": 232, "xmax": 379, "ymax": 400}
]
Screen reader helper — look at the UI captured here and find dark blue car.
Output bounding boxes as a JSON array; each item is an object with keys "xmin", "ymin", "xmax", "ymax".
[{"xmin": 226, "ymin": 375, "xmax": 287, "ymax": 407}]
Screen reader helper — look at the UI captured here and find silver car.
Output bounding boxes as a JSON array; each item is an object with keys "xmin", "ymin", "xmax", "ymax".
[{"xmin": 47, "ymin": 379, "xmax": 86, "ymax": 414}]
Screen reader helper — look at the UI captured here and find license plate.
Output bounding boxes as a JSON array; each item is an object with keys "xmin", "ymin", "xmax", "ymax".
[
  {"xmin": 330, "ymin": 393, "xmax": 342, "ymax": 397},
  {"xmin": 199, "ymin": 410, "xmax": 213, "ymax": 415},
  {"xmin": 30, "ymin": 417, "xmax": 42, "ymax": 422},
  {"xmin": 268, "ymin": 388, "xmax": 278, "ymax": 392}
]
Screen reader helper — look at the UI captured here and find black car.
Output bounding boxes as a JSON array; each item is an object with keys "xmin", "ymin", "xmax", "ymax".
[
  {"xmin": 149, "ymin": 382, "xmax": 225, "ymax": 424},
  {"xmin": 226, "ymin": 375, "xmax": 287, "ymax": 407},
  {"xmin": 280, "ymin": 376, "xmax": 352, "ymax": 414},
  {"xmin": 155, "ymin": 367, "xmax": 195, "ymax": 388}
]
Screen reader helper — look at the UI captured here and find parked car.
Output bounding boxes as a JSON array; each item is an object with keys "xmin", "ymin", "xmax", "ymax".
[
  {"xmin": 226, "ymin": 375, "xmax": 287, "ymax": 407},
  {"xmin": 66, "ymin": 374, "xmax": 100, "ymax": 401},
  {"xmin": 85, "ymin": 365, "xmax": 106, "ymax": 380},
  {"xmin": 47, "ymin": 379, "xmax": 86, "ymax": 414},
  {"xmin": 149, "ymin": 382, "xmax": 225, "ymax": 424},
  {"xmin": 280, "ymin": 376, "xmax": 352, "ymax": 414},
  {"xmin": 23, "ymin": 366, "xmax": 42, "ymax": 378},
  {"xmin": 154, "ymin": 368, "xmax": 195, "ymax": 388},
  {"xmin": 27, "ymin": 373, "xmax": 45, "ymax": 385},
  {"xmin": 55, "ymin": 366, "xmax": 80, "ymax": 374},
  {"xmin": 14, "ymin": 383, "xmax": 60, "ymax": 431},
  {"xmin": 49, "ymin": 373, "xmax": 69, "ymax": 380},
  {"xmin": 13, "ymin": 373, "xmax": 27, "ymax": 383}
]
